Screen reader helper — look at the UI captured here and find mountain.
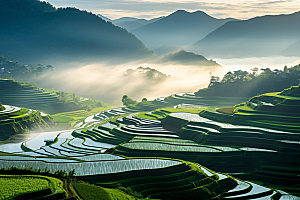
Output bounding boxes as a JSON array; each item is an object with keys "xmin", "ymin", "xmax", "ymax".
[
  {"xmin": 115, "ymin": 19, "xmax": 149, "ymax": 31},
  {"xmin": 131, "ymin": 10, "xmax": 236, "ymax": 49},
  {"xmin": 153, "ymin": 46, "xmax": 180, "ymax": 56},
  {"xmin": 113, "ymin": 16, "xmax": 165, "ymax": 31},
  {"xmin": 0, "ymin": 0, "xmax": 154, "ymax": 64},
  {"xmin": 97, "ymin": 14, "xmax": 112, "ymax": 22},
  {"xmin": 282, "ymin": 39, "xmax": 300, "ymax": 56},
  {"xmin": 159, "ymin": 50, "xmax": 221, "ymax": 67},
  {"xmin": 112, "ymin": 17, "xmax": 139, "ymax": 24},
  {"xmin": 189, "ymin": 11, "xmax": 300, "ymax": 58}
]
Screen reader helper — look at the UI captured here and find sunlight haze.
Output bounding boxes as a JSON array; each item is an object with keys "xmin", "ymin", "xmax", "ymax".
[{"xmin": 46, "ymin": 0, "xmax": 300, "ymax": 19}]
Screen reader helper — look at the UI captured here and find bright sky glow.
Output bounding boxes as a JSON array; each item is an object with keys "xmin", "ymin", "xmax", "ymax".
[{"xmin": 46, "ymin": 0, "xmax": 300, "ymax": 20}]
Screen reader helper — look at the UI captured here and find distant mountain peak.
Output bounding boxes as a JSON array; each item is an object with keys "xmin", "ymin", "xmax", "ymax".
[
  {"xmin": 171, "ymin": 10, "xmax": 212, "ymax": 17},
  {"xmin": 97, "ymin": 14, "xmax": 112, "ymax": 22},
  {"xmin": 132, "ymin": 9, "xmax": 235, "ymax": 49}
]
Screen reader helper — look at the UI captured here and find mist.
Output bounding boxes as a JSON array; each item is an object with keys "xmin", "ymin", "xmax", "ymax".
[
  {"xmin": 213, "ymin": 56, "xmax": 300, "ymax": 77},
  {"xmin": 36, "ymin": 62, "xmax": 219, "ymax": 105}
]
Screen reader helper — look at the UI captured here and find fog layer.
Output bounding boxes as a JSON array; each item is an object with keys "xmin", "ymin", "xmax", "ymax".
[
  {"xmin": 37, "ymin": 62, "xmax": 218, "ymax": 105},
  {"xmin": 36, "ymin": 56, "xmax": 300, "ymax": 106}
]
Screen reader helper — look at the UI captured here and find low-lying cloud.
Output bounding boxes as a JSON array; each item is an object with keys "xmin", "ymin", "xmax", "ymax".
[{"xmin": 37, "ymin": 62, "xmax": 219, "ymax": 105}]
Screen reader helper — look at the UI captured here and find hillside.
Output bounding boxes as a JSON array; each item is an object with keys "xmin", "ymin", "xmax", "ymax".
[
  {"xmin": 282, "ymin": 39, "xmax": 300, "ymax": 56},
  {"xmin": 0, "ymin": 79, "xmax": 111, "ymax": 114},
  {"xmin": 195, "ymin": 64, "xmax": 300, "ymax": 97},
  {"xmin": 0, "ymin": 104, "xmax": 56, "ymax": 141},
  {"xmin": 159, "ymin": 50, "xmax": 222, "ymax": 67},
  {"xmin": 113, "ymin": 16, "xmax": 165, "ymax": 31},
  {"xmin": 0, "ymin": 0, "xmax": 154, "ymax": 64},
  {"xmin": 1, "ymin": 89, "xmax": 298, "ymax": 199},
  {"xmin": 132, "ymin": 10, "xmax": 236, "ymax": 49},
  {"xmin": 189, "ymin": 11, "xmax": 300, "ymax": 58}
]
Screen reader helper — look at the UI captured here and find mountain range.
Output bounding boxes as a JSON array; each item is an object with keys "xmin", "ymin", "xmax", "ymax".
[
  {"xmin": 189, "ymin": 11, "xmax": 300, "ymax": 58},
  {"xmin": 131, "ymin": 10, "xmax": 236, "ymax": 50},
  {"xmin": 0, "ymin": 0, "xmax": 154, "ymax": 64},
  {"xmin": 97, "ymin": 14, "xmax": 165, "ymax": 31},
  {"xmin": 2, "ymin": 0, "xmax": 299, "ymax": 65}
]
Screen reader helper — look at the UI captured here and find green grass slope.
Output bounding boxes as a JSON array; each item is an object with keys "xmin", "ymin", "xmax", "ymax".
[
  {"xmin": 0, "ymin": 105, "xmax": 56, "ymax": 141},
  {"xmin": 0, "ymin": 79, "xmax": 111, "ymax": 114},
  {"xmin": 0, "ymin": 175, "xmax": 66, "ymax": 200},
  {"xmin": 158, "ymin": 86, "xmax": 300, "ymax": 196}
]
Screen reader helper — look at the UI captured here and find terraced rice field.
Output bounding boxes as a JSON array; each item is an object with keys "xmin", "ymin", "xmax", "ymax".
[
  {"xmin": 1, "ymin": 88, "xmax": 300, "ymax": 199},
  {"xmin": 0, "ymin": 175, "xmax": 64, "ymax": 200}
]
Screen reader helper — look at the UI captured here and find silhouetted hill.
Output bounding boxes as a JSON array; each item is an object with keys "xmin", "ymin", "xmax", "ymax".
[
  {"xmin": 190, "ymin": 11, "xmax": 300, "ymax": 58},
  {"xmin": 159, "ymin": 50, "xmax": 221, "ymax": 67},
  {"xmin": 132, "ymin": 10, "xmax": 236, "ymax": 49},
  {"xmin": 113, "ymin": 16, "xmax": 165, "ymax": 31},
  {"xmin": 0, "ymin": 0, "xmax": 154, "ymax": 64}
]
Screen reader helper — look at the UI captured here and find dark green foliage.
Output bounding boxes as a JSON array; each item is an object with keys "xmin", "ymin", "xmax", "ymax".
[
  {"xmin": 162, "ymin": 115, "xmax": 189, "ymax": 129},
  {"xmin": 196, "ymin": 64, "xmax": 300, "ymax": 97},
  {"xmin": 122, "ymin": 95, "xmax": 138, "ymax": 107},
  {"xmin": 142, "ymin": 98, "xmax": 147, "ymax": 102},
  {"xmin": 0, "ymin": 0, "xmax": 153, "ymax": 64},
  {"xmin": 280, "ymin": 85, "xmax": 300, "ymax": 97},
  {"xmin": 72, "ymin": 181, "xmax": 113, "ymax": 200},
  {"xmin": 0, "ymin": 56, "xmax": 54, "ymax": 81},
  {"xmin": 9, "ymin": 188, "xmax": 53, "ymax": 200},
  {"xmin": 0, "ymin": 79, "xmax": 37, "ymax": 90},
  {"xmin": 0, "ymin": 167, "xmax": 75, "ymax": 180}
]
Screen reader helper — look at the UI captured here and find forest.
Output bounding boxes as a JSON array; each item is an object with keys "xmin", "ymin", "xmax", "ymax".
[{"xmin": 196, "ymin": 64, "xmax": 300, "ymax": 97}]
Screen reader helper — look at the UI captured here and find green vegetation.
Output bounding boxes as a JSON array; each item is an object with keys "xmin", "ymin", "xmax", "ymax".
[
  {"xmin": 0, "ymin": 79, "xmax": 111, "ymax": 114},
  {"xmin": 0, "ymin": 103, "xmax": 4, "ymax": 111},
  {"xmin": 1, "ymin": 85, "xmax": 300, "ymax": 199},
  {"xmin": 280, "ymin": 84, "xmax": 300, "ymax": 97},
  {"xmin": 0, "ymin": 176, "xmax": 50, "ymax": 199},
  {"xmin": 72, "ymin": 181, "xmax": 139, "ymax": 200},
  {"xmin": 51, "ymin": 106, "xmax": 114, "ymax": 129},
  {"xmin": 196, "ymin": 64, "xmax": 300, "ymax": 97},
  {"xmin": 136, "ymin": 107, "xmax": 203, "ymax": 120},
  {"xmin": 155, "ymin": 87, "xmax": 300, "ymax": 196},
  {"xmin": 0, "ymin": 55, "xmax": 54, "ymax": 81},
  {"xmin": 0, "ymin": 174, "xmax": 65, "ymax": 200},
  {"xmin": 0, "ymin": 106, "xmax": 56, "ymax": 141},
  {"xmin": 0, "ymin": 0, "xmax": 154, "ymax": 64},
  {"xmin": 122, "ymin": 95, "xmax": 138, "ymax": 107}
]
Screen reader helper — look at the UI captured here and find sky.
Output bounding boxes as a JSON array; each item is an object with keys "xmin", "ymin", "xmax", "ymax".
[{"xmin": 45, "ymin": 0, "xmax": 300, "ymax": 20}]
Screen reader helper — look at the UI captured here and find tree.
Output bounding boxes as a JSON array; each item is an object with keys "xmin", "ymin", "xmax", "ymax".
[
  {"xmin": 250, "ymin": 67, "xmax": 259, "ymax": 76},
  {"xmin": 142, "ymin": 98, "xmax": 147, "ymax": 102},
  {"xmin": 46, "ymin": 65, "xmax": 54, "ymax": 71},
  {"xmin": 284, "ymin": 65, "xmax": 288, "ymax": 73},
  {"xmin": 122, "ymin": 95, "xmax": 137, "ymax": 106},
  {"xmin": 221, "ymin": 72, "xmax": 235, "ymax": 82}
]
